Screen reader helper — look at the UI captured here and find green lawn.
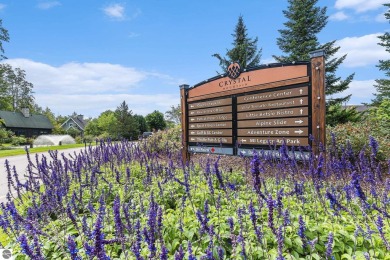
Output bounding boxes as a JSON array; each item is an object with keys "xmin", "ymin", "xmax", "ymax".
[{"xmin": 0, "ymin": 143, "xmax": 88, "ymax": 158}]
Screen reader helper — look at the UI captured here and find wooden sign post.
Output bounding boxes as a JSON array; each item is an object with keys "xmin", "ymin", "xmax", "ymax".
[{"xmin": 180, "ymin": 50, "xmax": 325, "ymax": 160}]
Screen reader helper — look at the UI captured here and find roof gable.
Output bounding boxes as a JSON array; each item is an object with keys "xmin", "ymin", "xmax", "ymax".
[{"xmin": 0, "ymin": 110, "xmax": 54, "ymax": 129}]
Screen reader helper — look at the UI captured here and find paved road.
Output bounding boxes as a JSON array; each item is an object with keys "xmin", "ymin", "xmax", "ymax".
[{"xmin": 0, "ymin": 147, "xmax": 86, "ymax": 203}]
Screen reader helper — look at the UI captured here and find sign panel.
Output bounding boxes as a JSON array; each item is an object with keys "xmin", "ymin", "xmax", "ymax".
[
  {"xmin": 238, "ymin": 148, "xmax": 310, "ymax": 160},
  {"xmin": 181, "ymin": 53, "xmax": 325, "ymax": 158},
  {"xmin": 237, "ymin": 137, "xmax": 309, "ymax": 146},
  {"xmin": 189, "ymin": 121, "xmax": 233, "ymax": 129},
  {"xmin": 237, "ymin": 117, "xmax": 308, "ymax": 128},
  {"xmin": 189, "ymin": 98, "xmax": 231, "ymax": 109},
  {"xmin": 189, "ymin": 129, "xmax": 232, "ymax": 136},
  {"xmin": 237, "ymin": 87, "xmax": 308, "ymax": 104},
  {"xmin": 238, "ymin": 128, "xmax": 308, "ymax": 137},
  {"xmin": 189, "ymin": 114, "xmax": 232, "ymax": 122},
  {"xmin": 238, "ymin": 107, "xmax": 309, "ymax": 120},
  {"xmin": 189, "ymin": 136, "xmax": 233, "ymax": 144},
  {"xmin": 237, "ymin": 97, "xmax": 309, "ymax": 112},
  {"xmin": 189, "ymin": 146, "xmax": 234, "ymax": 155},
  {"xmin": 189, "ymin": 106, "xmax": 232, "ymax": 116}
]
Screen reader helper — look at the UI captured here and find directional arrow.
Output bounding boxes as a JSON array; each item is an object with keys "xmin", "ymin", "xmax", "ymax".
[
  {"xmin": 190, "ymin": 118, "xmax": 195, "ymax": 121},
  {"xmin": 295, "ymin": 120, "xmax": 304, "ymax": 124},
  {"xmin": 241, "ymin": 139, "xmax": 247, "ymax": 143},
  {"xmin": 299, "ymin": 89, "xmax": 303, "ymax": 94},
  {"xmin": 190, "ymin": 111, "xmax": 194, "ymax": 115},
  {"xmin": 190, "ymin": 131, "xmax": 195, "ymax": 134},
  {"xmin": 300, "ymin": 109, "xmax": 303, "ymax": 115},
  {"xmin": 190, "ymin": 138, "xmax": 196, "ymax": 141},
  {"xmin": 300, "ymin": 99, "xmax": 303, "ymax": 104},
  {"xmin": 294, "ymin": 129, "xmax": 304, "ymax": 134},
  {"xmin": 190, "ymin": 125, "xmax": 195, "ymax": 128},
  {"xmin": 190, "ymin": 105, "xmax": 194, "ymax": 108}
]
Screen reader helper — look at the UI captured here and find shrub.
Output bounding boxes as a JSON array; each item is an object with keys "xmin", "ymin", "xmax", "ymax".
[{"xmin": 10, "ymin": 135, "xmax": 28, "ymax": 146}]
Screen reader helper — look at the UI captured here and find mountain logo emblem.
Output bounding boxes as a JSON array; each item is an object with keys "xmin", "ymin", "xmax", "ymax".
[{"xmin": 227, "ymin": 62, "xmax": 241, "ymax": 79}]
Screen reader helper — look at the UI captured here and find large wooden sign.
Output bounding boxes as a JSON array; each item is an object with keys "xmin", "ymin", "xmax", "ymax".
[{"xmin": 180, "ymin": 50, "xmax": 326, "ymax": 158}]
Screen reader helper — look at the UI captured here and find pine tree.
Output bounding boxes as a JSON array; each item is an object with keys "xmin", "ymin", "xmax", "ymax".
[
  {"xmin": 213, "ymin": 15, "xmax": 262, "ymax": 72},
  {"xmin": 372, "ymin": 3, "xmax": 390, "ymax": 105},
  {"xmin": 274, "ymin": 0, "xmax": 354, "ymax": 106}
]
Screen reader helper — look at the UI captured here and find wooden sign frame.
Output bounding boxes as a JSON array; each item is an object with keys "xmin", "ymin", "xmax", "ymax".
[{"xmin": 180, "ymin": 50, "xmax": 325, "ymax": 160}]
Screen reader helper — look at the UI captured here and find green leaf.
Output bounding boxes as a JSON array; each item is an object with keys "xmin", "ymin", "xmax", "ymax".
[{"xmin": 341, "ymin": 253, "xmax": 353, "ymax": 260}]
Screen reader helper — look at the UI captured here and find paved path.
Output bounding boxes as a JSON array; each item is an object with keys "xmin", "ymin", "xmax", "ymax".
[{"xmin": 0, "ymin": 147, "xmax": 86, "ymax": 203}]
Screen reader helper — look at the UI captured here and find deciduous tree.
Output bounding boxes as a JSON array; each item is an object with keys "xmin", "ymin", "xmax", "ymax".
[{"xmin": 146, "ymin": 110, "xmax": 166, "ymax": 131}]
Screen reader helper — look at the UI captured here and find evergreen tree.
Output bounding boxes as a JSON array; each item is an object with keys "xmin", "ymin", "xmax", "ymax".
[
  {"xmin": 372, "ymin": 3, "xmax": 390, "ymax": 105},
  {"xmin": 213, "ymin": 15, "xmax": 262, "ymax": 72},
  {"xmin": 114, "ymin": 101, "xmax": 139, "ymax": 140},
  {"xmin": 274, "ymin": 0, "xmax": 354, "ymax": 107}
]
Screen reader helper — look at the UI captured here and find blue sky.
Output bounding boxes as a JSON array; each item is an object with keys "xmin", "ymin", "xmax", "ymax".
[{"xmin": 0, "ymin": 0, "xmax": 389, "ymax": 118}]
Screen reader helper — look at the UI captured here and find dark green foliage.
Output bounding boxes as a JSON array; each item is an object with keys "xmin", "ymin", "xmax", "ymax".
[
  {"xmin": 275, "ymin": 0, "xmax": 354, "ymax": 107},
  {"xmin": 146, "ymin": 110, "xmax": 166, "ymax": 131},
  {"xmin": 0, "ymin": 19, "xmax": 9, "ymax": 60},
  {"xmin": 213, "ymin": 15, "xmax": 262, "ymax": 72},
  {"xmin": 372, "ymin": 3, "xmax": 390, "ymax": 105},
  {"xmin": 114, "ymin": 101, "xmax": 139, "ymax": 140},
  {"xmin": 134, "ymin": 114, "xmax": 148, "ymax": 134},
  {"xmin": 326, "ymin": 104, "xmax": 363, "ymax": 126},
  {"xmin": 0, "ymin": 64, "xmax": 35, "ymax": 111}
]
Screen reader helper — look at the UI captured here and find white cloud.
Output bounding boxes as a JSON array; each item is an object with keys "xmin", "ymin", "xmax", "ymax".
[
  {"xmin": 330, "ymin": 11, "xmax": 349, "ymax": 21},
  {"xmin": 37, "ymin": 1, "xmax": 61, "ymax": 10},
  {"xmin": 336, "ymin": 33, "xmax": 389, "ymax": 67},
  {"xmin": 335, "ymin": 0, "xmax": 387, "ymax": 13},
  {"xmin": 332, "ymin": 79, "xmax": 376, "ymax": 104},
  {"xmin": 261, "ymin": 57, "xmax": 276, "ymax": 64},
  {"xmin": 375, "ymin": 11, "xmax": 388, "ymax": 22},
  {"xmin": 1, "ymin": 59, "xmax": 182, "ymax": 117},
  {"xmin": 103, "ymin": 4, "xmax": 125, "ymax": 20}
]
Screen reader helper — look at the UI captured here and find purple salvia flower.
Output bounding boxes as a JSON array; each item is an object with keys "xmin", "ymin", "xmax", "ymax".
[
  {"xmin": 267, "ymin": 194, "xmax": 276, "ymax": 234},
  {"xmin": 68, "ymin": 235, "xmax": 81, "ymax": 260},
  {"xmin": 326, "ymin": 232, "xmax": 334, "ymax": 259},
  {"xmin": 113, "ymin": 196, "xmax": 123, "ymax": 239},
  {"xmin": 227, "ymin": 217, "xmax": 234, "ymax": 233},
  {"xmin": 160, "ymin": 244, "xmax": 168, "ymax": 260},
  {"xmin": 188, "ymin": 241, "xmax": 197, "ymax": 260},
  {"xmin": 276, "ymin": 188, "xmax": 284, "ymax": 218},
  {"xmin": 207, "ymin": 174, "xmax": 214, "ymax": 195},
  {"xmin": 217, "ymin": 246, "xmax": 224, "ymax": 260},
  {"xmin": 131, "ymin": 220, "xmax": 143, "ymax": 260},
  {"xmin": 283, "ymin": 209, "xmax": 291, "ymax": 226},
  {"xmin": 19, "ymin": 234, "xmax": 34, "ymax": 258},
  {"xmin": 213, "ymin": 157, "xmax": 225, "ymax": 190},
  {"xmin": 364, "ymin": 252, "xmax": 370, "ymax": 260},
  {"xmin": 276, "ymin": 225, "xmax": 285, "ymax": 260},
  {"xmin": 174, "ymin": 245, "xmax": 185, "ymax": 260},
  {"xmin": 32, "ymin": 235, "xmax": 44, "ymax": 260},
  {"xmin": 375, "ymin": 216, "xmax": 390, "ymax": 250},
  {"xmin": 298, "ymin": 215, "xmax": 306, "ymax": 249},
  {"xmin": 82, "ymin": 216, "xmax": 92, "ymax": 238},
  {"xmin": 369, "ymin": 136, "xmax": 379, "ymax": 157},
  {"xmin": 351, "ymin": 172, "xmax": 367, "ymax": 202},
  {"xmin": 67, "ymin": 203, "xmax": 78, "ymax": 229},
  {"xmin": 250, "ymin": 152, "xmax": 262, "ymax": 195}
]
